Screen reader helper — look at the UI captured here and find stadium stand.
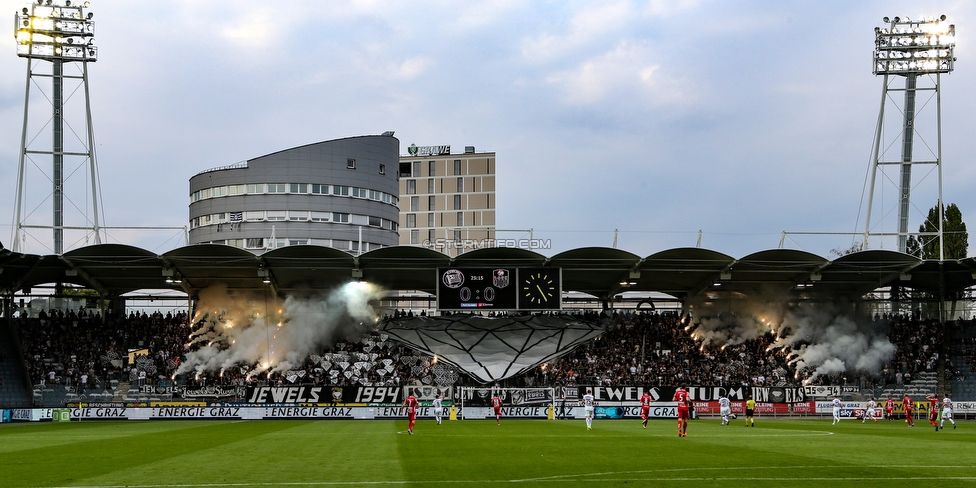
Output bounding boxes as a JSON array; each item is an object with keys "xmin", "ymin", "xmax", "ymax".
[
  {"xmin": 0, "ymin": 320, "xmax": 32, "ymax": 407},
  {"xmin": 5, "ymin": 307, "xmax": 973, "ymax": 407}
]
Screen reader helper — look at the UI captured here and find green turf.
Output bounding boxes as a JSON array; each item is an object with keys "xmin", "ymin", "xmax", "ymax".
[{"xmin": 0, "ymin": 418, "xmax": 973, "ymax": 487}]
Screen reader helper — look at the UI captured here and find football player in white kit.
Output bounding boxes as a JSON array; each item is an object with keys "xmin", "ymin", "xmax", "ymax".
[
  {"xmin": 832, "ymin": 395, "xmax": 842, "ymax": 425},
  {"xmin": 582, "ymin": 389, "xmax": 595, "ymax": 430},
  {"xmin": 939, "ymin": 394, "xmax": 956, "ymax": 430},
  {"xmin": 433, "ymin": 392, "xmax": 444, "ymax": 425},
  {"xmin": 719, "ymin": 395, "xmax": 732, "ymax": 425},
  {"xmin": 862, "ymin": 397, "xmax": 878, "ymax": 423}
]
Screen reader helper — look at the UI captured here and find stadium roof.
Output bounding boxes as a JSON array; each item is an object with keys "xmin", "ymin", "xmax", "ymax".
[{"xmin": 1, "ymin": 242, "xmax": 975, "ymax": 303}]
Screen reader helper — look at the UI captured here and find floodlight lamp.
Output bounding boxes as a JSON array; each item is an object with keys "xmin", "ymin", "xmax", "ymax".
[
  {"xmin": 941, "ymin": 14, "xmax": 947, "ymax": 21},
  {"xmin": 65, "ymin": 0, "xmax": 70, "ymax": 6},
  {"xmin": 883, "ymin": 16, "xmax": 890, "ymax": 23}
]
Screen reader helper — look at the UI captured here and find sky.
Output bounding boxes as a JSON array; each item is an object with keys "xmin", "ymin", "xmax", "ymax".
[{"xmin": 1, "ymin": 0, "xmax": 974, "ymax": 259}]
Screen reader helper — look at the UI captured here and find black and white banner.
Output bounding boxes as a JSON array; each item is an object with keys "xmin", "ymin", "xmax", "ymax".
[
  {"xmin": 581, "ymin": 386, "xmax": 806, "ymax": 404},
  {"xmin": 242, "ymin": 386, "xmax": 403, "ymax": 405},
  {"xmin": 461, "ymin": 388, "xmax": 554, "ymax": 407}
]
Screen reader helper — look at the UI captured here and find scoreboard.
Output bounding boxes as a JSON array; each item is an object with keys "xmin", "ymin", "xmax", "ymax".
[{"xmin": 437, "ymin": 267, "xmax": 561, "ymax": 311}]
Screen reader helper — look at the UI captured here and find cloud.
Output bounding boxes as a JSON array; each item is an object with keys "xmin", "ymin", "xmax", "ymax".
[
  {"xmin": 220, "ymin": 12, "xmax": 280, "ymax": 48},
  {"xmin": 544, "ymin": 41, "xmax": 696, "ymax": 107}
]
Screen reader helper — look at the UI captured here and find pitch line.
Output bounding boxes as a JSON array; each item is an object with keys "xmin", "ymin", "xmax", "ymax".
[{"xmin": 36, "ymin": 468, "xmax": 976, "ymax": 488}]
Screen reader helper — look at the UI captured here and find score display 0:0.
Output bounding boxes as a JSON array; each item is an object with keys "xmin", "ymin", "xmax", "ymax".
[{"xmin": 459, "ymin": 287, "xmax": 495, "ymax": 301}]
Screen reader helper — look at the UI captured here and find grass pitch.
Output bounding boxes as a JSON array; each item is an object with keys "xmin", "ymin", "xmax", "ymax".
[{"xmin": 1, "ymin": 417, "xmax": 974, "ymax": 487}]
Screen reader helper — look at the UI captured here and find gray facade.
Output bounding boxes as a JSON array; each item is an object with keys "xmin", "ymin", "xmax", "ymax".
[{"xmin": 188, "ymin": 135, "xmax": 400, "ymax": 253}]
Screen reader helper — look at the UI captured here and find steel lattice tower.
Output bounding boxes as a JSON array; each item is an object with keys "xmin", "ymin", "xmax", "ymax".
[
  {"xmin": 11, "ymin": 0, "xmax": 102, "ymax": 254},
  {"xmin": 863, "ymin": 15, "xmax": 955, "ymax": 258}
]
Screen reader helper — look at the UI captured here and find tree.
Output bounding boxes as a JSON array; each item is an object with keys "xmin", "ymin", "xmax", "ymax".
[
  {"xmin": 906, "ymin": 203, "xmax": 968, "ymax": 259},
  {"xmin": 830, "ymin": 241, "xmax": 863, "ymax": 258}
]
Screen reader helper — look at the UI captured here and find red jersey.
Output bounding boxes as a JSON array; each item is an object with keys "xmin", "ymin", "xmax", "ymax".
[
  {"xmin": 885, "ymin": 399, "xmax": 894, "ymax": 411},
  {"xmin": 491, "ymin": 396, "xmax": 502, "ymax": 409},
  {"xmin": 403, "ymin": 395, "xmax": 419, "ymax": 415},
  {"xmin": 673, "ymin": 389, "xmax": 689, "ymax": 409},
  {"xmin": 903, "ymin": 396, "xmax": 913, "ymax": 411},
  {"xmin": 640, "ymin": 393, "xmax": 653, "ymax": 409}
]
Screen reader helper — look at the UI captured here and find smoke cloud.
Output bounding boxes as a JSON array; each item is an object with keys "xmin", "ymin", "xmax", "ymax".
[
  {"xmin": 690, "ymin": 297, "xmax": 896, "ymax": 383},
  {"xmin": 773, "ymin": 306, "xmax": 896, "ymax": 383},
  {"xmin": 176, "ymin": 282, "xmax": 383, "ymax": 377}
]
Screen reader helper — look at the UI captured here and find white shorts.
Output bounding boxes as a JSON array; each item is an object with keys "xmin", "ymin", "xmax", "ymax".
[
  {"xmin": 833, "ymin": 407, "xmax": 841, "ymax": 417},
  {"xmin": 434, "ymin": 407, "xmax": 443, "ymax": 416},
  {"xmin": 584, "ymin": 406, "xmax": 594, "ymax": 416},
  {"xmin": 942, "ymin": 409, "xmax": 952, "ymax": 420},
  {"xmin": 864, "ymin": 408, "xmax": 874, "ymax": 418},
  {"xmin": 720, "ymin": 406, "xmax": 731, "ymax": 416}
]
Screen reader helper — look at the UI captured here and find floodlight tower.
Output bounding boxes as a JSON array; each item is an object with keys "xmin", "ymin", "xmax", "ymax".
[
  {"xmin": 863, "ymin": 15, "xmax": 955, "ymax": 258},
  {"xmin": 11, "ymin": 0, "xmax": 102, "ymax": 254}
]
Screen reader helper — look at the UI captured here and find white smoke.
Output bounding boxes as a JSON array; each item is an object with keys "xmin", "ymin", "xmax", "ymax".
[
  {"xmin": 691, "ymin": 314, "xmax": 773, "ymax": 346},
  {"xmin": 176, "ymin": 282, "xmax": 383, "ymax": 377},
  {"xmin": 772, "ymin": 306, "xmax": 896, "ymax": 383}
]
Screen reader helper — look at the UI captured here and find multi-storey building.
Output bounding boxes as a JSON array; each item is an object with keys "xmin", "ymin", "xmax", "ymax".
[
  {"xmin": 397, "ymin": 145, "xmax": 495, "ymax": 256},
  {"xmin": 188, "ymin": 135, "xmax": 400, "ymax": 253}
]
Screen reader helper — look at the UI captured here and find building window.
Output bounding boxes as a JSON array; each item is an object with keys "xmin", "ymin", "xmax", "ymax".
[
  {"xmin": 399, "ymin": 162, "xmax": 412, "ymax": 177},
  {"xmin": 406, "ymin": 180, "xmax": 416, "ymax": 194},
  {"xmin": 453, "ymin": 230, "xmax": 462, "ymax": 241},
  {"xmin": 288, "ymin": 211, "xmax": 309, "ymax": 221},
  {"xmin": 413, "ymin": 161, "xmax": 421, "ymax": 177},
  {"xmin": 310, "ymin": 211, "xmax": 330, "ymax": 222},
  {"xmin": 454, "ymin": 159, "xmax": 461, "ymax": 175},
  {"xmin": 406, "ymin": 214, "xmax": 416, "ymax": 228},
  {"xmin": 369, "ymin": 216, "xmax": 382, "ymax": 227},
  {"xmin": 267, "ymin": 211, "xmax": 286, "ymax": 221},
  {"xmin": 457, "ymin": 212, "xmax": 464, "ymax": 226},
  {"xmin": 379, "ymin": 164, "xmax": 386, "ymax": 175},
  {"xmin": 454, "ymin": 194, "xmax": 461, "ymax": 210},
  {"xmin": 334, "ymin": 185, "xmax": 349, "ymax": 196},
  {"xmin": 429, "ymin": 229, "xmax": 436, "ymax": 242},
  {"xmin": 244, "ymin": 211, "xmax": 263, "ymax": 221},
  {"xmin": 245, "ymin": 238, "xmax": 265, "ymax": 249},
  {"xmin": 428, "ymin": 195, "xmax": 435, "ymax": 211},
  {"xmin": 268, "ymin": 183, "xmax": 286, "ymax": 193},
  {"xmin": 289, "ymin": 239, "xmax": 309, "ymax": 246},
  {"xmin": 427, "ymin": 179, "xmax": 434, "ymax": 194},
  {"xmin": 410, "ymin": 196, "xmax": 419, "ymax": 212},
  {"xmin": 347, "ymin": 158, "xmax": 357, "ymax": 169},
  {"xmin": 333, "ymin": 212, "xmax": 350, "ymax": 223},
  {"xmin": 410, "ymin": 229, "xmax": 420, "ymax": 245},
  {"xmin": 428, "ymin": 213, "xmax": 435, "ymax": 227},
  {"xmin": 290, "ymin": 183, "xmax": 307, "ymax": 193},
  {"xmin": 247, "ymin": 184, "xmax": 263, "ymax": 194},
  {"xmin": 429, "ymin": 161, "xmax": 436, "ymax": 176},
  {"xmin": 457, "ymin": 177, "xmax": 464, "ymax": 192},
  {"xmin": 312, "ymin": 184, "xmax": 328, "ymax": 194}
]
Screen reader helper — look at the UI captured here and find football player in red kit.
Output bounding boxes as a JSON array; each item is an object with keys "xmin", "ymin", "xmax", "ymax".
[
  {"xmin": 903, "ymin": 394, "xmax": 915, "ymax": 427},
  {"xmin": 673, "ymin": 387, "xmax": 690, "ymax": 437},
  {"xmin": 403, "ymin": 393, "xmax": 419, "ymax": 435},
  {"xmin": 491, "ymin": 394, "xmax": 503, "ymax": 425},
  {"xmin": 640, "ymin": 391, "xmax": 653, "ymax": 429}
]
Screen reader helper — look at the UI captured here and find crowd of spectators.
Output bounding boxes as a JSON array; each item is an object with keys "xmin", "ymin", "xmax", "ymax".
[
  {"xmin": 16, "ymin": 309, "xmax": 192, "ymax": 392},
  {"xmin": 530, "ymin": 311, "xmax": 795, "ymax": 388},
  {"xmin": 8, "ymin": 305, "xmax": 963, "ymax": 398}
]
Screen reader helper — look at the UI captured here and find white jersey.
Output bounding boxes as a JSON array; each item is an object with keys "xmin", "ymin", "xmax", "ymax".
[
  {"xmin": 583, "ymin": 394, "xmax": 595, "ymax": 409},
  {"xmin": 433, "ymin": 398, "xmax": 443, "ymax": 411},
  {"xmin": 832, "ymin": 398, "xmax": 842, "ymax": 409},
  {"xmin": 866, "ymin": 400, "xmax": 876, "ymax": 411},
  {"xmin": 942, "ymin": 398, "xmax": 953, "ymax": 412},
  {"xmin": 719, "ymin": 397, "xmax": 731, "ymax": 409}
]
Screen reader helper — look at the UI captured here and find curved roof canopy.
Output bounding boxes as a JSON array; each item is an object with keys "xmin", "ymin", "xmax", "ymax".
[{"xmin": 1, "ymin": 243, "xmax": 974, "ymax": 304}]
